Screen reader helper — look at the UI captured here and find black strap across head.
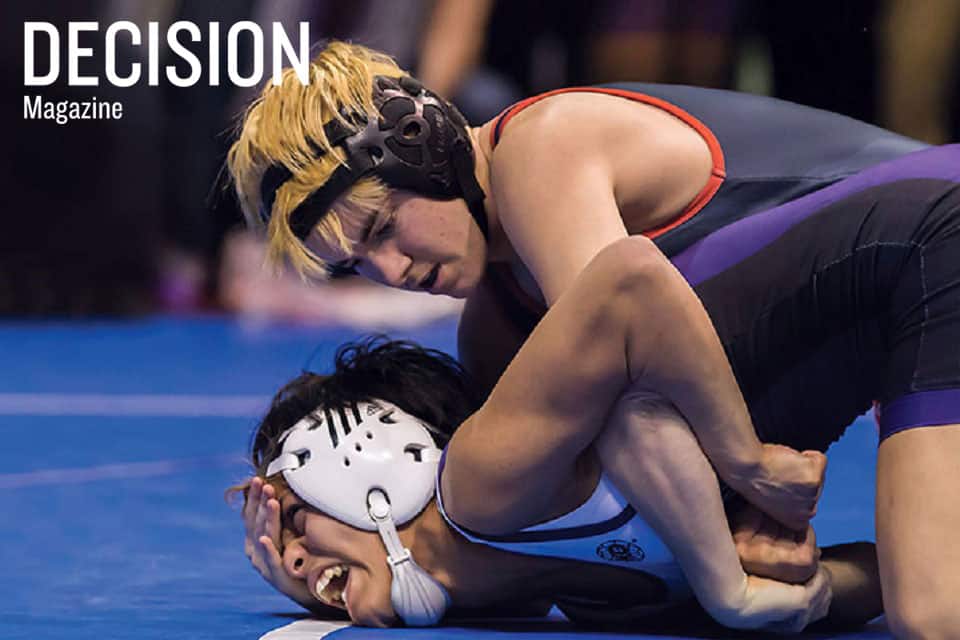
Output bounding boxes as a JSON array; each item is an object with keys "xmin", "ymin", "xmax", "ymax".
[
  {"xmin": 257, "ymin": 116, "xmax": 360, "ymax": 228},
  {"xmin": 258, "ymin": 75, "xmax": 488, "ymax": 242}
]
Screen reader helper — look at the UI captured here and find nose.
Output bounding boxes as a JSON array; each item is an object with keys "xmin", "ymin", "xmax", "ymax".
[
  {"xmin": 360, "ymin": 244, "xmax": 412, "ymax": 288},
  {"xmin": 282, "ymin": 538, "xmax": 311, "ymax": 579}
]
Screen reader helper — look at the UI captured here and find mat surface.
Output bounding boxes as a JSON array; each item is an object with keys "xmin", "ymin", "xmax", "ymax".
[{"xmin": 0, "ymin": 316, "xmax": 889, "ymax": 639}]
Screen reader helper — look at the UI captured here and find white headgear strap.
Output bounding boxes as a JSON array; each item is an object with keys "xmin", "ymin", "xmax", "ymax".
[{"xmin": 266, "ymin": 399, "xmax": 450, "ymax": 626}]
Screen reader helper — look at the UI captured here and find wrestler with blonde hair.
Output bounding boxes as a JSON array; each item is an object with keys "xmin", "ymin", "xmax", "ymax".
[{"xmin": 229, "ymin": 41, "xmax": 960, "ymax": 637}]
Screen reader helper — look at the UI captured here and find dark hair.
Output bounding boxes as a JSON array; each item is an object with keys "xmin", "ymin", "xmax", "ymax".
[{"xmin": 250, "ymin": 336, "xmax": 481, "ymax": 474}]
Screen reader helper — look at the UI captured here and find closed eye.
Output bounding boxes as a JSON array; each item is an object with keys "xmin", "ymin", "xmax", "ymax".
[
  {"xmin": 327, "ymin": 259, "xmax": 359, "ymax": 278},
  {"xmin": 371, "ymin": 218, "xmax": 395, "ymax": 241},
  {"xmin": 326, "ymin": 211, "xmax": 394, "ymax": 278},
  {"xmin": 283, "ymin": 503, "xmax": 306, "ymax": 534}
]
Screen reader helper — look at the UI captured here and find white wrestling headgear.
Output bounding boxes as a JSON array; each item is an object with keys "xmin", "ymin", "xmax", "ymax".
[{"xmin": 266, "ymin": 399, "xmax": 451, "ymax": 626}]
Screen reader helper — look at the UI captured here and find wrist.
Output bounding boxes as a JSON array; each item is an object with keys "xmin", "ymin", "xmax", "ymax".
[
  {"xmin": 721, "ymin": 455, "xmax": 765, "ymax": 495},
  {"xmin": 703, "ymin": 574, "xmax": 751, "ymax": 629}
]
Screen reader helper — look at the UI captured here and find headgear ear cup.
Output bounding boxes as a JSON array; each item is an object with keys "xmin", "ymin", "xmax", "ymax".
[
  {"xmin": 267, "ymin": 400, "xmax": 451, "ymax": 625},
  {"xmin": 259, "ymin": 75, "xmax": 488, "ymax": 241}
]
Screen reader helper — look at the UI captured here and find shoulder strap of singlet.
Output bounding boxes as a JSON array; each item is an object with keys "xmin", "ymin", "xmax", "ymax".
[
  {"xmin": 491, "ymin": 87, "xmax": 722, "ymax": 162},
  {"xmin": 487, "ymin": 86, "xmax": 728, "ymax": 317},
  {"xmin": 489, "ymin": 86, "xmax": 725, "ymax": 240}
]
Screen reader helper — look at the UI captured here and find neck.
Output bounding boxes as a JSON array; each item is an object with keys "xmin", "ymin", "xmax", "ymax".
[
  {"xmin": 467, "ymin": 125, "xmax": 511, "ymax": 263},
  {"xmin": 399, "ymin": 501, "xmax": 553, "ymax": 609}
]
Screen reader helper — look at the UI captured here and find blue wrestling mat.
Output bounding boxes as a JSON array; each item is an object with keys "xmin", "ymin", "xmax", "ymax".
[{"xmin": 0, "ymin": 316, "xmax": 889, "ymax": 639}]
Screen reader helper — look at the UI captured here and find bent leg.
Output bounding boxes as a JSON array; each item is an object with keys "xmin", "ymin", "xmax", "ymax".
[{"xmin": 876, "ymin": 424, "xmax": 960, "ymax": 639}]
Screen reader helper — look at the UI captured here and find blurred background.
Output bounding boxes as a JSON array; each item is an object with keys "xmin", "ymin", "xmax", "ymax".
[{"xmin": 3, "ymin": 0, "xmax": 959, "ymax": 323}]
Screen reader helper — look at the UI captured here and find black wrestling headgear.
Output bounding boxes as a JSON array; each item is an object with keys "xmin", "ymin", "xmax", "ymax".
[{"xmin": 258, "ymin": 75, "xmax": 488, "ymax": 241}]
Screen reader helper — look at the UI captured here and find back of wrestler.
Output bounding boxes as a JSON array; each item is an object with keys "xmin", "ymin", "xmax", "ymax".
[{"xmin": 670, "ymin": 144, "xmax": 960, "ymax": 456}]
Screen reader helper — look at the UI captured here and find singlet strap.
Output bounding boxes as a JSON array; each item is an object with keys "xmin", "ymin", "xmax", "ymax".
[{"xmin": 489, "ymin": 86, "xmax": 726, "ymax": 240}]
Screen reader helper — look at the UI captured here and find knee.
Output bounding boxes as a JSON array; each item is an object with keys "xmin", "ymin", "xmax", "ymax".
[{"xmin": 886, "ymin": 596, "xmax": 960, "ymax": 640}]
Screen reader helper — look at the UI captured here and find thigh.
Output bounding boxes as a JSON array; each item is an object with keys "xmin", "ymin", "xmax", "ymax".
[
  {"xmin": 876, "ymin": 423, "xmax": 960, "ymax": 634},
  {"xmin": 877, "ymin": 179, "xmax": 960, "ymax": 440}
]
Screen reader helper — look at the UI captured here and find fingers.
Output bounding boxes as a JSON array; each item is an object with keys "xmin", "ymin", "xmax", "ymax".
[
  {"xmin": 243, "ymin": 476, "xmax": 264, "ymax": 530},
  {"xmin": 771, "ymin": 525, "xmax": 818, "ymax": 584},
  {"xmin": 735, "ymin": 513, "xmax": 819, "ymax": 583},
  {"xmin": 782, "ymin": 566, "xmax": 829, "ymax": 632},
  {"xmin": 259, "ymin": 534, "xmax": 285, "ymax": 575},
  {"xmin": 731, "ymin": 504, "xmax": 763, "ymax": 541},
  {"xmin": 260, "ymin": 485, "xmax": 286, "ymax": 551},
  {"xmin": 264, "ymin": 496, "xmax": 283, "ymax": 545},
  {"xmin": 239, "ymin": 481, "xmax": 318, "ymax": 607},
  {"xmin": 244, "ymin": 477, "xmax": 264, "ymax": 564},
  {"xmin": 803, "ymin": 566, "xmax": 832, "ymax": 628},
  {"xmin": 763, "ymin": 567, "xmax": 831, "ymax": 633},
  {"xmin": 802, "ymin": 450, "xmax": 828, "ymax": 503},
  {"xmin": 759, "ymin": 445, "xmax": 826, "ymax": 530},
  {"xmin": 253, "ymin": 484, "xmax": 270, "ymax": 545},
  {"xmin": 249, "ymin": 541, "xmax": 270, "ymax": 579},
  {"xmin": 801, "ymin": 450, "xmax": 827, "ymax": 476},
  {"xmin": 245, "ymin": 479, "xmax": 284, "ymax": 581}
]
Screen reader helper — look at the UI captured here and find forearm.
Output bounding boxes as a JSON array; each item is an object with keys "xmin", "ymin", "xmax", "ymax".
[
  {"xmin": 594, "ymin": 395, "xmax": 831, "ymax": 631},
  {"xmin": 445, "ymin": 240, "xmax": 693, "ymax": 532},
  {"xmin": 594, "ymin": 393, "xmax": 749, "ymax": 620},
  {"xmin": 616, "ymin": 238, "xmax": 762, "ymax": 486}
]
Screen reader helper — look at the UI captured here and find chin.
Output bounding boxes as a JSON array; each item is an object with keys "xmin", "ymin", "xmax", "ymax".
[
  {"xmin": 451, "ymin": 267, "xmax": 483, "ymax": 298},
  {"xmin": 353, "ymin": 606, "xmax": 397, "ymax": 628},
  {"xmin": 349, "ymin": 581, "xmax": 398, "ymax": 628}
]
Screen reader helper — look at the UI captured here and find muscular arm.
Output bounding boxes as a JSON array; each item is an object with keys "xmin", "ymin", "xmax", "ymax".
[
  {"xmin": 444, "ymin": 236, "xmax": 750, "ymax": 529},
  {"xmin": 595, "ymin": 393, "xmax": 829, "ymax": 629},
  {"xmin": 443, "ymin": 237, "xmax": 829, "ymax": 628},
  {"xmin": 487, "ymin": 113, "xmax": 821, "ymax": 527},
  {"xmin": 445, "ymin": 237, "xmax": 669, "ymax": 531}
]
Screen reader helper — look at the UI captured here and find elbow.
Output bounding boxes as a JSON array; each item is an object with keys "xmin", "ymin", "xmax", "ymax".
[
  {"xmin": 587, "ymin": 237, "xmax": 677, "ymax": 340},
  {"xmin": 593, "ymin": 236, "xmax": 673, "ymax": 302}
]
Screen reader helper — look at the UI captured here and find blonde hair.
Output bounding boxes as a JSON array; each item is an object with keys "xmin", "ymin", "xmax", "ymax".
[{"xmin": 227, "ymin": 41, "xmax": 406, "ymax": 278}]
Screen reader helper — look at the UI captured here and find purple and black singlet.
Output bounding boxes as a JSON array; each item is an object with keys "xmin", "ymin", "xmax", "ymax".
[{"xmin": 491, "ymin": 84, "xmax": 959, "ymax": 447}]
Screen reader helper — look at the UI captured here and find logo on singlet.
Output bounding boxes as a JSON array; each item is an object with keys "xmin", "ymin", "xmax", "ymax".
[{"xmin": 596, "ymin": 539, "xmax": 645, "ymax": 562}]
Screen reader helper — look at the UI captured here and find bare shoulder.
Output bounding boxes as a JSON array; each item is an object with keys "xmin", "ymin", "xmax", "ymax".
[
  {"xmin": 490, "ymin": 94, "xmax": 617, "ymax": 175},
  {"xmin": 491, "ymin": 91, "xmax": 681, "ymax": 162},
  {"xmin": 485, "ymin": 94, "xmax": 641, "ymax": 304},
  {"xmin": 490, "ymin": 92, "xmax": 713, "ymax": 236}
]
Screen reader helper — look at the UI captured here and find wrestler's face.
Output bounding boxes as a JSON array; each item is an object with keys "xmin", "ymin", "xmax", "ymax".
[
  {"xmin": 307, "ymin": 191, "xmax": 486, "ymax": 298},
  {"xmin": 278, "ymin": 490, "xmax": 397, "ymax": 627}
]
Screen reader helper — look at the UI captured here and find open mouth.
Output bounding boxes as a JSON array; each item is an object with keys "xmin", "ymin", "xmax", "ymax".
[
  {"xmin": 314, "ymin": 564, "xmax": 350, "ymax": 607},
  {"xmin": 419, "ymin": 265, "xmax": 440, "ymax": 291}
]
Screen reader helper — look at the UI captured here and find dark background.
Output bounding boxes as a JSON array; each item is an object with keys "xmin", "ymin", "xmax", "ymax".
[{"xmin": 3, "ymin": 1, "xmax": 958, "ymax": 317}]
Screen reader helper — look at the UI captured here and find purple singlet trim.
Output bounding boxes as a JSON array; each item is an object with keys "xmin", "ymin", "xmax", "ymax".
[
  {"xmin": 879, "ymin": 389, "xmax": 960, "ymax": 442},
  {"xmin": 671, "ymin": 145, "xmax": 960, "ymax": 286},
  {"xmin": 436, "ymin": 448, "xmax": 449, "ymax": 506},
  {"xmin": 438, "ymin": 447, "xmax": 448, "ymax": 475}
]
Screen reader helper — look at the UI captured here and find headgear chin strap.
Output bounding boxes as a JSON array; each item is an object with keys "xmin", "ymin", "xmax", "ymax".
[
  {"xmin": 265, "ymin": 399, "xmax": 451, "ymax": 626},
  {"xmin": 369, "ymin": 490, "xmax": 451, "ymax": 626},
  {"xmin": 259, "ymin": 75, "xmax": 488, "ymax": 242}
]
